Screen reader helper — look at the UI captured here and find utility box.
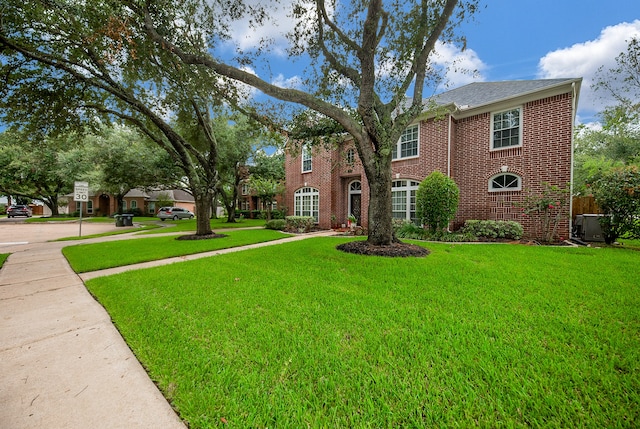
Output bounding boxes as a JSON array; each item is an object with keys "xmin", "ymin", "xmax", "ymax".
[{"xmin": 573, "ymin": 214, "xmax": 605, "ymax": 242}]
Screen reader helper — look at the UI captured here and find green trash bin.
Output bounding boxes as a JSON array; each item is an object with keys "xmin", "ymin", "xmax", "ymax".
[{"xmin": 115, "ymin": 215, "xmax": 124, "ymax": 227}]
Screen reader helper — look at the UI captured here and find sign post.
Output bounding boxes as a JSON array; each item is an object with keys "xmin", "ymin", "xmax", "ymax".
[{"xmin": 74, "ymin": 181, "xmax": 89, "ymax": 237}]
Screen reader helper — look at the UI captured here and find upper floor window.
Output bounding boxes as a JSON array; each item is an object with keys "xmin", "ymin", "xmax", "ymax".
[
  {"xmin": 345, "ymin": 148, "xmax": 355, "ymax": 165},
  {"xmin": 492, "ymin": 108, "xmax": 521, "ymax": 149},
  {"xmin": 393, "ymin": 125, "xmax": 419, "ymax": 160},
  {"xmin": 489, "ymin": 173, "xmax": 522, "ymax": 192},
  {"xmin": 242, "ymin": 183, "xmax": 250, "ymax": 195},
  {"xmin": 302, "ymin": 146, "xmax": 312, "ymax": 173}
]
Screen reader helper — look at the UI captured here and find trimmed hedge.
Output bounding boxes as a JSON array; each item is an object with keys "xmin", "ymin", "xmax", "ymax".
[
  {"xmin": 461, "ymin": 220, "xmax": 523, "ymax": 240},
  {"xmin": 285, "ymin": 216, "xmax": 315, "ymax": 233},
  {"xmin": 265, "ymin": 219, "xmax": 286, "ymax": 230}
]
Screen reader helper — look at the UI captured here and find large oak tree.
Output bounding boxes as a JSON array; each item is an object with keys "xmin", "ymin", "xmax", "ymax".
[{"xmin": 137, "ymin": 0, "xmax": 479, "ymax": 246}]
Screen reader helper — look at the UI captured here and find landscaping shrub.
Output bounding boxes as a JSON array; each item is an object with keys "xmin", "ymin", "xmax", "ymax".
[
  {"xmin": 393, "ymin": 219, "xmax": 477, "ymax": 242},
  {"xmin": 588, "ymin": 166, "xmax": 640, "ymax": 244},
  {"xmin": 462, "ymin": 220, "xmax": 524, "ymax": 240},
  {"xmin": 265, "ymin": 219, "xmax": 286, "ymax": 230},
  {"xmin": 416, "ymin": 171, "xmax": 460, "ymax": 233},
  {"xmin": 285, "ymin": 216, "xmax": 315, "ymax": 233}
]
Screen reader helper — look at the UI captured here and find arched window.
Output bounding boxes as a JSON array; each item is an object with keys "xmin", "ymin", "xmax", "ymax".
[
  {"xmin": 294, "ymin": 187, "xmax": 319, "ymax": 222},
  {"xmin": 489, "ymin": 173, "xmax": 522, "ymax": 192},
  {"xmin": 392, "ymin": 180, "xmax": 420, "ymax": 222}
]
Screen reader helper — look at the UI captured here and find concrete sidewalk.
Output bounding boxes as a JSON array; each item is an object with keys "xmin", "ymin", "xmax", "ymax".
[{"xmin": 0, "ymin": 225, "xmax": 334, "ymax": 428}]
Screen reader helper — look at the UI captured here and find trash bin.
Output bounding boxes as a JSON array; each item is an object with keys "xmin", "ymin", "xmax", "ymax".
[
  {"xmin": 121, "ymin": 213, "xmax": 134, "ymax": 226},
  {"xmin": 115, "ymin": 214, "xmax": 124, "ymax": 227}
]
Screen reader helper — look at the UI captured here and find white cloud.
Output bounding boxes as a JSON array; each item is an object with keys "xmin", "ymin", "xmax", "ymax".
[
  {"xmin": 431, "ymin": 41, "xmax": 488, "ymax": 90},
  {"xmin": 271, "ymin": 73, "xmax": 303, "ymax": 89},
  {"xmin": 537, "ymin": 20, "xmax": 640, "ymax": 120}
]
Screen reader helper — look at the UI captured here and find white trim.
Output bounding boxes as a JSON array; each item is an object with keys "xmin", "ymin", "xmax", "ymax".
[
  {"xmin": 294, "ymin": 187, "xmax": 319, "ymax": 222},
  {"xmin": 488, "ymin": 173, "xmax": 522, "ymax": 192}
]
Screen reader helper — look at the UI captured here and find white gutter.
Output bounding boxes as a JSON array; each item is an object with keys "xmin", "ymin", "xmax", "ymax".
[
  {"xmin": 569, "ymin": 81, "xmax": 577, "ymax": 238},
  {"xmin": 447, "ymin": 113, "xmax": 452, "ymax": 177}
]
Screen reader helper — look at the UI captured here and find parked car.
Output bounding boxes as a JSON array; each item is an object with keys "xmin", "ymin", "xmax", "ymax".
[
  {"xmin": 7, "ymin": 204, "xmax": 32, "ymax": 218},
  {"xmin": 157, "ymin": 206, "xmax": 194, "ymax": 221}
]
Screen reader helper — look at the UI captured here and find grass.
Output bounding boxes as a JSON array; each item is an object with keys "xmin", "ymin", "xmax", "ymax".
[
  {"xmin": 0, "ymin": 253, "xmax": 8, "ymax": 269},
  {"xmin": 63, "ymin": 229, "xmax": 290, "ymax": 273},
  {"xmin": 142, "ymin": 217, "xmax": 266, "ymax": 234},
  {"xmin": 84, "ymin": 238, "xmax": 640, "ymax": 428}
]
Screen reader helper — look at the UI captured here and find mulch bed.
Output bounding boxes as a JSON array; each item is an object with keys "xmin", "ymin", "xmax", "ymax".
[
  {"xmin": 336, "ymin": 240, "xmax": 430, "ymax": 257},
  {"xmin": 176, "ymin": 233, "xmax": 228, "ymax": 241}
]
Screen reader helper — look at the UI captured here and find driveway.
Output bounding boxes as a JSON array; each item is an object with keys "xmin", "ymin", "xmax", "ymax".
[{"xmin": 0, "ymin": 218, "xmax": 123, "ymax": 247}]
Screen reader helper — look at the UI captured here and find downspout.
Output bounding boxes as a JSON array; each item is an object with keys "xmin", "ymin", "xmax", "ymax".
[
  {"xmin": 569, "ymin": 81, "xmax": 577, "ymax": 238},
  {"xmin": 447, "ymin": 112, "xmax": 452, "ymax": 177}
]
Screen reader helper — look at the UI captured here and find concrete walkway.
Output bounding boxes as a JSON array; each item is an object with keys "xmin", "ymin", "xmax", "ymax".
[{"xmin": 0, "ymin": 222, "xmax": 333, "ymax": 428}]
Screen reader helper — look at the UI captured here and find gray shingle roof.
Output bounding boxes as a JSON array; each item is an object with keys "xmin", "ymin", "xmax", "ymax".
[{"xmin": 432, "ymin": 78, "xmax": 578, "ymax": 109}]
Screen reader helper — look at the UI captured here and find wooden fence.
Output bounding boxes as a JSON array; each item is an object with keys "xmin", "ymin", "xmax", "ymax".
[{"xmin": 572, "ymin": 196, "xmax": 602, "ymax": 218}]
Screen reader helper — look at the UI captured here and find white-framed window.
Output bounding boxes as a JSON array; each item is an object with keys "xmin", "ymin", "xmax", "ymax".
[
  {"xmin": 492, "ymin": 108, "xmax": 522, "ymax": 149},
  {"xmin": 122, "ymin": 200, "xmax": 127, "ymax": 210},
  {"xmin": 302, "ymin": 146, "xmax": 312, "ymax": 173},
  {"xmin": 87, "ymin": 200, "xmax": 93, "ymax": 214},
  {"xmin": 131, "ymin": 200, "xmax": 137, "ymax": 209},
  {"xmin": 345, "ymin": 148, "xmax": 355, "ymax": 165},
  {"xmin": 242, "ymin": 183, "xmax": 250, "ymax": 195},
  {"xmin": 489, "ymin": 173, "xmax": 522, "ymax": 192},
  {"xmin": 294, "ymin": 187, "xmax": 319, "ymax": 222},
  {"xmin": 392, "ymin": 125, "xmax": 419, "ymax": 160},
  {"xmin": 392, "ymin": 180, "xmax": 420, "ymax": 222},
  {"xmin": 148, "ymin": 202, "xmax": 156, "ymax": 214}
]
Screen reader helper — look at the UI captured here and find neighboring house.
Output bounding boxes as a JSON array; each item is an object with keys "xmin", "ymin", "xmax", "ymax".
[
  {"xmin": 60, "ymin": 188, "xmax": 195, "ymax": 216},
  {"xmin": 237, "ymin": 180, "xmax": 285, "ymax": 217},
  {"xmin": 285, "ymin": 78, "xmax": 581, "ymax": 239}
]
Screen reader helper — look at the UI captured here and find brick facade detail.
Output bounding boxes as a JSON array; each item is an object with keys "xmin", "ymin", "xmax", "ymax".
[{"xmin": 285, "ymin": 81, "xmax": 578, "ymax": 240}]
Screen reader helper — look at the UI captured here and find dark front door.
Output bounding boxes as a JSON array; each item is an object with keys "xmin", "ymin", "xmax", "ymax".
[{"xmin": 350, "ymin": 194, "xmax": 362, "ymax": 225}]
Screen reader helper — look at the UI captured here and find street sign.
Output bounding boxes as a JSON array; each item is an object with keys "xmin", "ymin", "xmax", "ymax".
[{"xmin": 74, "ymin": 181, "xmax": 89, "ymax": 201}]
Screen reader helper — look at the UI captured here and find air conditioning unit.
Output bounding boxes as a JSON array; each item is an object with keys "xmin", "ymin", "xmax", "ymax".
[{"xmin": 573, "ymin": 214, "xmax": 605, "ymax": 242}]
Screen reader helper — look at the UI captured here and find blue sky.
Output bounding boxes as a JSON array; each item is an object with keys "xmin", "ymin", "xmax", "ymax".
[
  {"xmin": 458, "ymin": 0, "xmax": 640, "ymax": 123},
  {"xmin": 227, "ymin": 0, "xmax": 640, "ymax": 126}
]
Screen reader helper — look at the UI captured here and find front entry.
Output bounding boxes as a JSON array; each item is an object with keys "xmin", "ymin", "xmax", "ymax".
[{"xmin": 348, "ymin": 181, "xmax": 362, "ymax": 225}]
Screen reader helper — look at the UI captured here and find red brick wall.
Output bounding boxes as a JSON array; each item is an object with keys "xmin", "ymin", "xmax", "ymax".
[{"xmin": 284, "ymin": 91, "xmax": 575, "ymax": 240}]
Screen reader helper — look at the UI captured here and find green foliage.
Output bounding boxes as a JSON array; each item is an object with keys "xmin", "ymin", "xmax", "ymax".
[
  {"xmin": 392, "ymin": 219, "xmax": 477, "ymax": 242},
  {"xmin": 265, "ymin": 219, "xmax": 286, "ymax": 230},
  {"xmin": 588, "ymin": 166, "xmax": 640, "ymax": 244},
  {"xmin": 515, "ymin": 182, "xmax": 570, "ymax": 242},
  {"xmin": 416, "ymin": 171, "xmax": 460, "ymax": 234},
  {"xmin": 285, "ymin": 216, "xmax": 315, "ymax": 233},
  {"xmin": 461, "ymin": 220, "xmax": 524, "ymax": 240}
]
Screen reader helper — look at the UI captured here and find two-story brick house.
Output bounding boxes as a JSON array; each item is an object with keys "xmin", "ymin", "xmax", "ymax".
[{"xmin": 284, "ymin": 78, "xmax": 581, "ymax": 239}]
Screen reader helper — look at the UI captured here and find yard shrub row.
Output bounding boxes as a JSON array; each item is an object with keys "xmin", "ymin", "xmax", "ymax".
[
  {"xmin": 461, "ymin": 220, "xmax": 524, "ymax": 240},
  {"xmin": 285, "ymin": 216, "xmax": 315, "ymax": 233}
]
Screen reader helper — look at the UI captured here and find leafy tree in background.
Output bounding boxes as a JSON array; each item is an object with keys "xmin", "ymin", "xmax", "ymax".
[
  {"xmin": 588, "ymin": 166, "xmax": 640, "ymax": 244},
  {"xmin": 84, "ymin": 125, "xmax": 182, "ymax": 214},
  {"xmin": 0, "ymin": 1, "xmax": 255, "ymax": 235},
  {"xmin": 416, "ymin": 171, "xmax": 459, "ymax": 234},
  {"xmin": 138, "ymin": 0, "xmax": 479, "ymax": 248},
  {"xmin": 0, "ymin": 130, "xmax": 91, "ymax": 215}
]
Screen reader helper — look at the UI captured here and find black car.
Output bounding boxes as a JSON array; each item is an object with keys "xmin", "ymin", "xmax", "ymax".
[{"xmin": 7, "ymin": 204, "xmax": 32, "ymax": 218}]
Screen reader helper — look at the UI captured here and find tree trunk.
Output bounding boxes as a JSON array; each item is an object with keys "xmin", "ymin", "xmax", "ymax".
[
  {"xmin": 193, "ymin": 190, "xmax": 213, "ymax": 235},
  {"xmin": 366, "ymin": 162, "xmax": 395, "ymax": 245}
]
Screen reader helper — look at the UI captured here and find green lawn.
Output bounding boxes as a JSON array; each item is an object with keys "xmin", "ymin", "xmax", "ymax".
[
  {"xmin": 142, "ymin": 217, "xmax": 266, "ymax": 234},
  {"xmin": 63, "ymin": 229, "xmax": 290, "ymax": 273},
  {"xmin": 85, "ymin": 238, "xmax": 640, "ymax": 428},
  {"xmin": 0, "ymin": 253, "xmax": 9, "ymax": 269}
]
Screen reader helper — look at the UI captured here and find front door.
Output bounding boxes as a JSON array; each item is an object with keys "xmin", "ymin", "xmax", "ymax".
[{"xmin": 348, "ymin": 180, "xmax": 362, "ymax": 225}]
